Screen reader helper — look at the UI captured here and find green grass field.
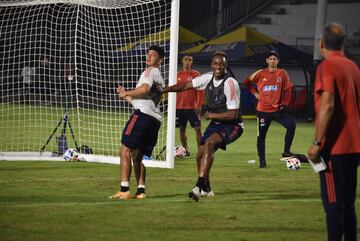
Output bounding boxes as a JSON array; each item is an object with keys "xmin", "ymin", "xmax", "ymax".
[
  {"xmin": 0, "ymin": 120, "xmax": 359, "ymax": 241},
  {"xmin": 0, "ymin": 103, "xmax": 168, "ymax": 158}
]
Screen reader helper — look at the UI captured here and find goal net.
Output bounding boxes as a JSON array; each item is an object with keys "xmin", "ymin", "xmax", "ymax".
[{"xmin": 0, "ymin": 0, "xmax": 178, "ymax": 168}]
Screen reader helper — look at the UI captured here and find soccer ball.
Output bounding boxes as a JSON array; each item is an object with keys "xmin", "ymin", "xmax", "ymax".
[
  {"xmin": 63, "ymin": 148, "xmax": 79, "ymax": 161},
  {"xmin": 174, "ymin": 146, "xmax": 187, "ymax": 158},
  {"xmin": 142, "ymin": 155, "xmax": 152, "ymax": 161},
  {"xmin": 286, "ymin": 157, "xmax": 301, "ymax": 170}
]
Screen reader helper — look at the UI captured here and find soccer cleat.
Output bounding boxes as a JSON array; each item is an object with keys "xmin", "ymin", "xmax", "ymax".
[
  {"xmin": 282, "ymin": 152, "xmax": 294, "ymax": 158},
  {"xmin": 188, "ymin": 186, "xmax": 201, "ymax": 202},
  {"xmin": 200, "ymin": 190, "xmax": 215, "ymax": 197},
  {"xmin": 134, "ymin": 193, "xmax": 146, "ymax": 199},
  {"xmin": 108, "ymin": 191, "xmax": 132, "ymax": 200},
  {"xmin": 259, "ymin": 160, "xmax": 267, "ymax": 168},
  {"xmin": 185, "ymin": 151, "xmax": 190, "ymax": 157}
]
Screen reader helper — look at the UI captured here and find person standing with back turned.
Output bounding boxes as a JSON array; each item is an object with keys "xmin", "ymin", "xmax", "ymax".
[
  {"xmin": 307, "ymin": 23, "xmax": 360, "ymax": 241},
  {"xmin": 244, "ymin": 50, "xmax": 296, "ymax": 168},
  {"xmin": 176, "ymin": 54, "xmax": 204, "ymax": 156}
]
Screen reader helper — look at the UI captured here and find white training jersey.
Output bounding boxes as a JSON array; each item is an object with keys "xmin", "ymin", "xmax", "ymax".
[
  {"xmin": 131, "ymin": 67, "xmax": 165, "ymax": 121},
  {"xmin": 192, "ymin": 72, "xmax": 241, "ymax": 110}
]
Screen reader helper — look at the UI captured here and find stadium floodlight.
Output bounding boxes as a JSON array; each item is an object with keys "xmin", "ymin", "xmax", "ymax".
[{"xmin": 0, "ymin": 0, "xmax": 178, "ymax": 168}]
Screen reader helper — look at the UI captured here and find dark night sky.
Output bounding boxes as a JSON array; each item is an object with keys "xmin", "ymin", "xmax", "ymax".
[{"xmin": 179, "ymin": 0, "xmax": 235, "ymax": 30}]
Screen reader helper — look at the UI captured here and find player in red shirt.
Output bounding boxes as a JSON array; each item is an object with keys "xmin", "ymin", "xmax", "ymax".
[
  {"xmin": 176, "ymin": 54, "xmax": 204, "ymax": 156},
  {"xmin": 244, "ymin": 50, "xmax": 296, "ymax": 168},
  {"xmin": 307, "ymin": 23, "xmax": 360, "ymax": 241}
]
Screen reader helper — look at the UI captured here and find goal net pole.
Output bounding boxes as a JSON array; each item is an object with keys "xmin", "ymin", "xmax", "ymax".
[{"xmin": 165, "ymin": 0, "xmax": 179, "ymax": 169}]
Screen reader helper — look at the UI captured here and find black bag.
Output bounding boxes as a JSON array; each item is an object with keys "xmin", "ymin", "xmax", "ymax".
[
  {"xmin": 80, "ymin": 145, "xmax": 93, "ymax": 154},
  {"xmin": 293, "ymin": 153, "xmax": 309, "ymax": 163}
]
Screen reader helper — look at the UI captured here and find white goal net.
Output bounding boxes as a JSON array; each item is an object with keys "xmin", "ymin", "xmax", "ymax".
[{"xmin": 0, "ymin": 0, "xmax": 178, "ymax": 168}]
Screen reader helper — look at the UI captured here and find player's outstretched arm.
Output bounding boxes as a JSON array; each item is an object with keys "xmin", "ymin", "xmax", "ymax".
[{"xmin": 163, "ymin": 81, "xmax": 193, "ymax": 93}]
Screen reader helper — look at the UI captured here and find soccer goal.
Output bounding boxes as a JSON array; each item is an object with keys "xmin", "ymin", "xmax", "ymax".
[{"xmin": 0, "ymin": 0, "xmax": 179, "ymax": 168}]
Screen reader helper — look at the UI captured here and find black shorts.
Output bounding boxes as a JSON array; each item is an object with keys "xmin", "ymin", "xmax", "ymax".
[
  {"xmin": 201, "ymin": 121, "xmax": 243, "ymax": 150},
  {"xmin": 121, "ymin": 110, "xmax": 161, "ymax": 157},
  {"xmin": 176, "ymin": 109, "xmax": 201, "ymax": 128}
]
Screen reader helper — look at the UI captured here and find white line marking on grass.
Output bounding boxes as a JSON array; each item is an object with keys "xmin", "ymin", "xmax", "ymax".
[{"xmin": 2, "ymin": 197, "xmax": 321, "ymax": 208}]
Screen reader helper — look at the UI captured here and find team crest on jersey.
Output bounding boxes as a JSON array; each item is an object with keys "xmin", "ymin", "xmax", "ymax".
[
  {"xmin": 262, "ymin": 78, "xmax": 267, "ymax": 82},
  {"xmin": 276, "ymin": 77, "xmax": 282, "ymax": 82}
]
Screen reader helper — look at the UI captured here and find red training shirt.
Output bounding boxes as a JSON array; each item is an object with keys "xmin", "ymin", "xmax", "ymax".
[
  {"xmin": 244, "ymin": 68, "xmax": 293, "ymax": 113},
  {"xmin": 176, "ymin": 69, "xmax": 204, "ymax": 109},
  {"xmin": 314, "ymin": 51, "xmax": 360, "ymax": 155}
]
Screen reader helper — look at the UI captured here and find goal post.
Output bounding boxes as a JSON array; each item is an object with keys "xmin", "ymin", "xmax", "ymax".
[{"xmin": 0, "ymin": 0, "xmax": 179, "ymax": 168}]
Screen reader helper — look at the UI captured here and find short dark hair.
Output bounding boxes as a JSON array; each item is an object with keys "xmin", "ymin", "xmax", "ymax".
[
  {"xmin": 322, "ymin": 23, "xmax": 345, "ymax": 51},
  {"xmin": 267, "ymin": 50, "xmax": 279, "ymax": 59},
  {"xmin": 213, "ymin": 51, "xmax": 227, "ymax": 59},
  {"xmin": 212, "ymin": 51, "xmax": 227, "ymax": 64},
  {"xmin": 148, "ymin": 45, "xmax": 165, "ymax": 59}
]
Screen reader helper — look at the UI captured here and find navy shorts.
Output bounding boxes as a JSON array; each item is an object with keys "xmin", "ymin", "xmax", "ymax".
[
  {"xmin": 121, "ymin": 110, "xmax": 161, "ymax": 157},
  {"xmin": 176, "ymin": 109, "xmax": 201, "ymax": 128},
  {"xmin": 201, "ymin": 121, "xmax": 243, "ymax": 150}
]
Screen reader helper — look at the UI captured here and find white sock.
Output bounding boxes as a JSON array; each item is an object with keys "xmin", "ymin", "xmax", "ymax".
[{"xmin": 121, "ymin": 181, "xmax": 129, "ymax": 187}]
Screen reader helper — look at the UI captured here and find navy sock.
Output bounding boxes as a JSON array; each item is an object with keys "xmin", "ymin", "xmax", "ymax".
[
  {"xmin": 195, "ymin": 177, "xmax": 205, "ymax": 190},
  {"xmin": 203, "ymin": 180, "xmax": 211, "ymax": 192},
  {"xmin": 136, "ymin": 187, "xmax": 145, "ymax": 194},
  {"xmin": 120, "ymin": 186, "xmax": 129, "ymax": 192}
]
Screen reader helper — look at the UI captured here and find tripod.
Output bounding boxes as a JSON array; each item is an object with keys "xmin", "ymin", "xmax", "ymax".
[
  {"xmin": 40, "ymin": 68, "xmax": 79, "ymax": 155},
  {"xmin": 40, "ymin": 112, "xmax": 79, "ymax": 155}
]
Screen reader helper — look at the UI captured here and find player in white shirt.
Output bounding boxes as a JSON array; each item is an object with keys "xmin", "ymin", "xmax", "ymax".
[
  {"xmin": 191, "ymin": 72, "xmax": 240, "ymax": 114},
  {"xmin": 163, "ymin": 51, "xmax": 243, "ymax": 201},
  {"xmin": 109, "ymin": 45, "xmax": 165, "ymax": 200}
]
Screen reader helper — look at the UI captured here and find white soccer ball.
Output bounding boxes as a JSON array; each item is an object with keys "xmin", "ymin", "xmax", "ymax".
[
  {"xmin": 63, "ymin": 148, "xmax": 79, "ymax": 161},
  {"xmin": 174, "ymin": 146, "xmax": 187, "ymax": 158},
  {"xmin": 286, "ymin": 157, "xmax": 301, "ymax": 170}
]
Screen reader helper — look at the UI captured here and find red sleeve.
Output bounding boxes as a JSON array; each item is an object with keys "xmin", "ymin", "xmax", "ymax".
[
  {"xmin": 244, "ymin": 70, "xmax": 261, "ymax": 95},
  {"xmin": 283, "ymin": 89, "xmax": 292, "ymax": 106},
  {"xmin": 282, "ymin": 71, "xmax": 293, "ymax": 106}
]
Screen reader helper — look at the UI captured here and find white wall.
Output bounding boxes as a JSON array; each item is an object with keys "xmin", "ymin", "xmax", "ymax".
[{"xmin": 245, "ymin": 3, "xmax": 360, "ymax": 46}]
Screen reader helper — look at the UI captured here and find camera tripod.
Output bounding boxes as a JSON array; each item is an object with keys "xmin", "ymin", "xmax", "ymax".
[{"xmin": 40, "ymin": 112, "xmax": 79, "ymax": 155}]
